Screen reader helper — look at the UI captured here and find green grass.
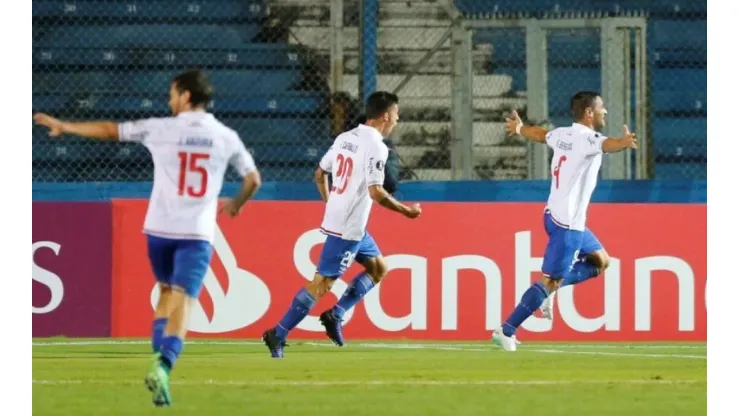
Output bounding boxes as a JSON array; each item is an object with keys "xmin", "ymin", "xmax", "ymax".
[{"xmin": 33, "ymin": 339, "xmax": 707, "ymax": 415}]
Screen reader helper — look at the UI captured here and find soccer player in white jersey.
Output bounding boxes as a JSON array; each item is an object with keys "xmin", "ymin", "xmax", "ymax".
[
  {"xmin": 33, "ymin": 69, "xmax": 262, "ymax": 404},
  {"xmin": 263, "ymin": 92, "xmax": 422, "ymax": 358},
  {"xmin": 492, "ymin": 91, "xmax": 637, "ymax": 352}
]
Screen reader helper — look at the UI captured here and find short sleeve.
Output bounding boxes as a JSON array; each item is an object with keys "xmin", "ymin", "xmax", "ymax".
[
  {"xmin": 365, "ymin": 141, "xmax": 389, "ymax": 186},
  {"xmin": 118, "ymin": 118, "xmax": 166, "ymax": 143},
  {"xmin": 228, "ymin": 137, "xmax": 257, "ymax": 177},
  {"xmin": 319, "ymin": 145, "xmax": 335, "ymax": 172},
  {"xmin": 545, "ymin": 130, "xmax": 556, "ymax": 149},
  {"xmin": 582, "ymin": 131, "xmax": 607, "ymax": 156}
]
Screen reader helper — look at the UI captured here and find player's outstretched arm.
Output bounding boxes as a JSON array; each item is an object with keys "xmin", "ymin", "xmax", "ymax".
[
  {"xmin": 505, "ymin": 110, "xmax": 548, "ymax": 144},
  {"xmin": 601, "ymin": 125, "xmax": 638, "ymax": 153},
  {"xmin": 368, "ymin": 185, "xmax": 421, "ymax": 219},
  {"xmin": 33, "ymin": 113, "xmax": 119, "ymax": 141},
  {"xmin": 314, "ymin": 167, "xmax": 330, "ymax": 203}
]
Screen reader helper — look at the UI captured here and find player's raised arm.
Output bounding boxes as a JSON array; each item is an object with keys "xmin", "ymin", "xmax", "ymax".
[
  {"xmin": 506, "ymin": 110, "xmax": 548, "ymax": 144},
  {"xmin": 33, "ymin": 113, "xmax": 119, "ymax": 141},
  {"xmin": 221, "ymin": 140, "xmax": 262, "ymax": 218},
  {"xmin": 601, "ymin": 125, "xmax": 638, "ymax": 153}
]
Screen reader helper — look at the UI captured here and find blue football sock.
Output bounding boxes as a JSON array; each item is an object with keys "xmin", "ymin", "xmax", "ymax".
[
  {"xmin": 503, "ymin": 282, "xmax": 549, "ymax": 337},
  {"xmin": 561, "ymin": 261, "xmax": 600, "ymax": 287},
  {"xmin": 332, "ymin": 273, "xmax": 375, "ymax": 320},
  {"xmin": 275, "ymin": 288, "xmax": 316, "ymax": 340},
  {"xmin": 151, "ymin": 318, "xmax": 167, "ymax": 353},
  {"xmin": 159, "ymin": 336, "xmax": 183, "ymax": 373}
]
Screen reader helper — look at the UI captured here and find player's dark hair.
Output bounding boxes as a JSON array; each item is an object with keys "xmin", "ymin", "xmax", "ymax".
[
  {"xmin": 172, "ymin": 69, "xmax": 213, "ymax": 107},
  {"xmin": 570, "ymin": 91, "xmax": 601, "ymax": 120},
  {"xmin": 365, "ymin": 91, "xmax": 399, "ymax": 120}
]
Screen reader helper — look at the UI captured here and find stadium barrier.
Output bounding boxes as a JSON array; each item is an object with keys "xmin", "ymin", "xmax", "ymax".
[{"xmin": 33, "ymin": 199, "xmax": 706, "ymax": 341}]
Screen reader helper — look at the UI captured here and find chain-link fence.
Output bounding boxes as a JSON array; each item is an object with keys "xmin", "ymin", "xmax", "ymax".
[
  {"xmin": 33, "ymin": 0, "xmax": 333, "ymax": 182},
  {"xmin": 455, "ymin": 0, "xmax": 706, "ymax": 180},
  {"xmin": 33, "ymin": 0, "xmax": 707, "ymax": 182}
]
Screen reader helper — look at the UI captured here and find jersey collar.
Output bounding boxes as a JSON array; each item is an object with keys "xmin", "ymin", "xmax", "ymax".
[
  {"xmin": 358, "ymin": 123, "xmax": 385, "ymax": 142},
  {"xmin": 571, "ymin": 122, "xmax": 596, "ymax": 134},
  {"xmin": 177, "ymin": 111, "xmax": 213, "ymax": 120}
]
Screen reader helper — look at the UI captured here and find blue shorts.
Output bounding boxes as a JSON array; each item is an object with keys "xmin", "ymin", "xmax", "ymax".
[
  {"xmin": 316, "ymin": 232, "xmax": 382, "ymax": 279},
  {"xmin": 541, "ymin": 212, "xmax": 604, "ymax": 279},
  {"xmin": 146, "ymin": 235, "xmax": 213, "ymax": 298}
]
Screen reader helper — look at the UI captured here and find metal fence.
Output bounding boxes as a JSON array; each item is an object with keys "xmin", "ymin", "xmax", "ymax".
[
  {"xmin": 32, "ymin": 0, "xmax": 707, "ymax": 182},
  {"xmin": 32, "ymin": 0, "xmax": 333, "ymax": 182}
]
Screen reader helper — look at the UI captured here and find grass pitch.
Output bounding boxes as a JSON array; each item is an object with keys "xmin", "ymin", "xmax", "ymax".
[{"xmin": 33, "ymin": 339, "xmax": 706, "ymax": 415}]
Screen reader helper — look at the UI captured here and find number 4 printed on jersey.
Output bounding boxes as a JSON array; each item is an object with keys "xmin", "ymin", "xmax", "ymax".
[
  {"xmin": 178, "ymin": 152, "xmax": 210, "ymax": 197},
  {"xmin": 331, "ymin": 154, "xmax": 354, "ymax": 194},
  {"xmin": 553, "ymin": 155, "xmax": 567, "ymax": 189}
]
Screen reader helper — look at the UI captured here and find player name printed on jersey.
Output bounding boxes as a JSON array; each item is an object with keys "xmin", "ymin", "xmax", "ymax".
[
  {"xmin": 118, "ymin": 111, "xmax": 256, "ymax": 242},
  {"xmin": 319, "ymin": 124, "xmax": 389, "ymax": 241},
  {"xmin": 110, "ymin": 201, "xmax": 706, "ymax": 342},
  {"xmin": 545, "ymin": 123, "xmax": 607, "ymax": 231}
]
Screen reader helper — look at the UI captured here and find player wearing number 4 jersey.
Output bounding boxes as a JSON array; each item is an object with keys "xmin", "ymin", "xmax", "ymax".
[
  {"xmin": 33, "ymin": 69, "xmax": 262, "ymax": 405},
  {"xmin": 263, "ymin": 92, "xmax": 422, "ymax": 358},
  {"xmin": 492, "ymin": 91, "xmax": 637, "ymax": 352}
]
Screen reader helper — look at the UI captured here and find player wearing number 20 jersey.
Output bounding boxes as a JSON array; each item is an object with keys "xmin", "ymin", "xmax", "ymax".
[
  {"xmin": 263, "ymin": 92, "xmax": 422, "ymax": 358},
  {"xmin": 318, "ymin": 124, "xmax": 389, "ymax": 241},
  {"xmin": 33, "ymin": 70, "xmax": 262, "ymax": 406},
  {"xmin": 492, "ymin": 91, "xmax": 638, "ymax": 352}
]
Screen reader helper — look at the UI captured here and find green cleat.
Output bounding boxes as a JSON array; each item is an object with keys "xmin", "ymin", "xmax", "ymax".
[
  {"xmin": 144, "ymin": 353, "xmax": 160, "ymax": 393},
  {"xmin": 144, "ymin": 356, "xmax": 172, "ymax": 407}
]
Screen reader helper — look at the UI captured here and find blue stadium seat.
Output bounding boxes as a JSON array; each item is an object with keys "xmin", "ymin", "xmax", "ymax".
[
  {"xmin": 547, "ymin": 30, "xmax": 600, "ymax": 66},
  {"xmin": 35, "ymin": 24, "xmax": 259, "ymax": 48},
  {"xmin": 492, "ymin": 67, "xmax": 525, "ymax": 92},
  {"xmin": 455, "ymin": 0, "xmax": 705, "ymax": 16},
  {"xmin": 478, "ymin": 29, "xmax": 599, "ymax": 66},
  {"xmin": 33, "ymin": 0, "xmax": 267, "ymax": 20},
  {"xmin": 474, "ymin": 29, "xmax": 525, "ymax": 63},
  {"xmin": 548, "ymin": 69, "xmax": 601, "ymax": 114},
  {"xmin": 33, "ymin": 93, "xmax": 327, "ymax": 115},
  {"xmin": 258, "ymin": 167, "xmax": 315, "ymax": 182},
  {"xmin": 654, "ymin": 163, "xmax": 706, "ymax": 180},
  {"xmin": 33, "ymin": 70, "xmax": 304, "ymax": 95},
  {"xmin": 33, "ymin": 44, "xmax": 304, "ymax": 68},
  {"xmin": 652, "ymin": 69, "xmax": 706, "ymax": 92},
  {"xmin": 247, "ymin": 144, "xmax": 326, "ymax": 164},
  {"xmin": 652, "ymin": 91, "xmax": 706, "ymax": 112},
  {"xmin": 650, "ymin": 20, "xmax": 707, "ymax": 50},
  {"xmin": 224, "ymin": 118, "xmax": 330, "ymax": 144},
  {"xmin": 652, "ymin": 118, "xmax": 706, "ymax": 158},
  {"xmin": 32, "ymin": 141, "xmax": 118, "ymax": 162},
  {"xmin": 651, "ymin": 48, "xmax": 707, "ymax": 66},
  {"xmin": 32, "ymin": 140, "xmax": 328, "ymax": 166}
]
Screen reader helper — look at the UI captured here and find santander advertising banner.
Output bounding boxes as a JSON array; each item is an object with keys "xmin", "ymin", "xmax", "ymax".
[
  {"xmin": 110, "ymin": 201, "xmax": 706, "ymax": 341},
  {"xmin": 32, "ymin": 202, "xmax": 112, "ymax": 337}
]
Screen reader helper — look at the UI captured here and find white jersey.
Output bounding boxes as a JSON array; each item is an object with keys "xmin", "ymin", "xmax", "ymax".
[
  {"xmin": 118, "ymin": 111, "xmax": 256, "ymax": 242},
  {"xmin": 318, "ymin": 124, "xmax": 388, "ymax": 241},
  {"xmin": 544, "ymin": 123, "xmax": 607, "ymax": 231}
]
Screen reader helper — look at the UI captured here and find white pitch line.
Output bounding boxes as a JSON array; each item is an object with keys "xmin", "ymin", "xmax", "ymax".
[
  {"xmin": 32, "ymin": 379, "xmax": 704, "ymax": 387},
  {"xmin": 523, "ymin": 348, "xmax": 706, "ymax": 360},
  {"xmin": 302, "ymin": 342, "xmax": 706, "ymax": 359},
  {"xmin": 31, "ymin": 340, "xmax": 707, "ymax": 350},
  {"xmin": 31, "ymin": 340, "xmax": 707, "ymax": 359}
]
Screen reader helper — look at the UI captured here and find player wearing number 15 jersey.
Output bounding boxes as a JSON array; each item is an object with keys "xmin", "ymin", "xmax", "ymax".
[
  {"xmin": 33, "ymin": 70, "xmax": 262, "ymax": 405},
  {"xmin": 492, "ymin": 91, "xmax": 637, "ymax": 352},
  {"xmin": 263, "ymin": 92, "xmax": 422, "ymax": 358}
]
